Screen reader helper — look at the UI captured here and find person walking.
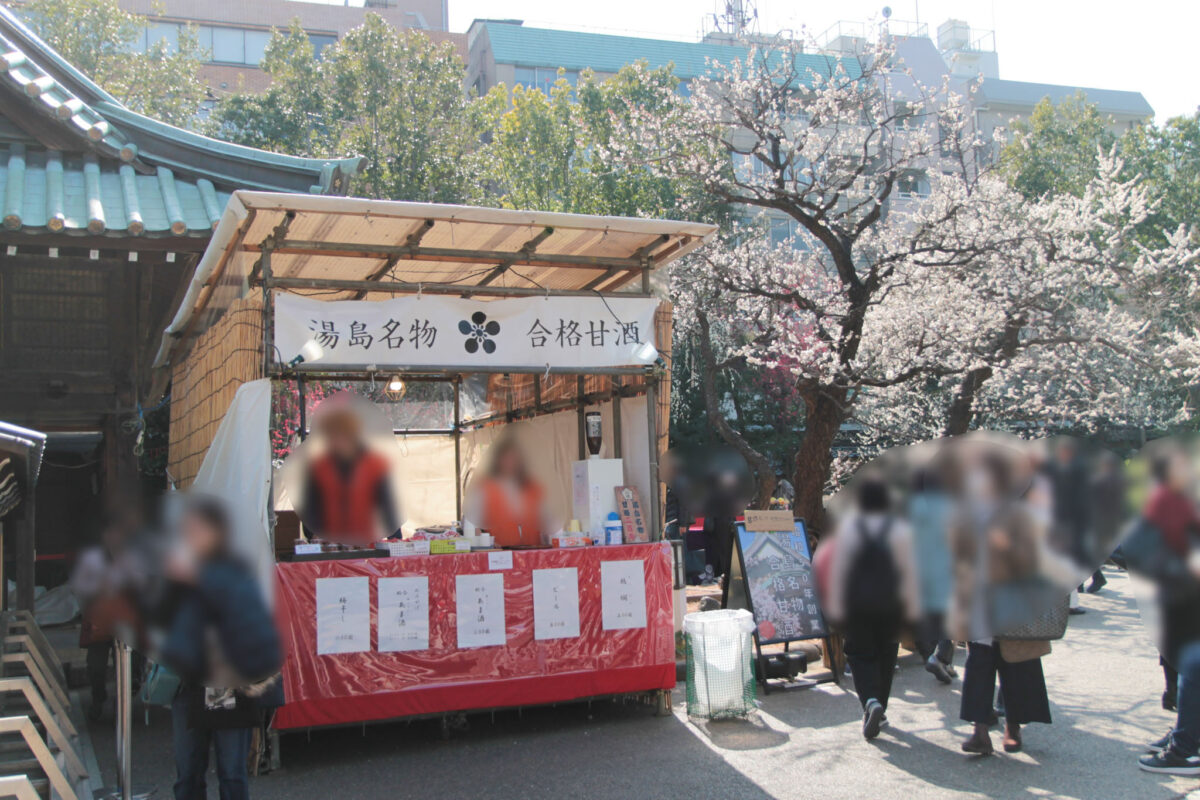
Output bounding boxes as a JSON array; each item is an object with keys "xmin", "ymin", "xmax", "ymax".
[
  {"xmin": 826, "ymin": 477, "xmax": 920, "ymax": 740},
  {"xmin": 1134, "ymin": 452, "xmax": 1200, "ymax": 775},
  {"xmin": 162, "ymin": 496, "xmax": 283, "ymax": 800},
  {"xmin": 952, "ymin": 453, "xmax": 1054, "ymax": 756},
  {"xmin": 908, "ymin": 468, "xmax": 957, "ymax": 684}
]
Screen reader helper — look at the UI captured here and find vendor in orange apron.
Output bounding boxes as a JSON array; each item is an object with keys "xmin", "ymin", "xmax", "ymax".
[
  {"xmin": 464, "ymin": 435, "xmax": 549, "ymax": 548},
  {"xmin": 300, "ymin": 403, "xmax": 399, "ymax": 545}
]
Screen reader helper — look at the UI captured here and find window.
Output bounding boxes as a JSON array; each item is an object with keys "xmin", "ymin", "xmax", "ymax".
[
  {"xmin": 146, "ymin": 22, "xmax": 178, "ymax": 52},
  {"xmin": 767, "ymin": 216, "xmax": 811, "ymax": 250},
  {"xmin": 244, "ymin": 30, "xmax": 271, "ymax": 65},
  {"xmin": 897, "ymin": 170, "xmax": 929, "ymax": 198},
  {"xmin": 512, "ymin": 66, "xmax": 578, "ymax": 94},
  {"xmin": 308, "ymin": 33, "xmax": 337, "ymax": 58},
  {"xmin": 211, "ymin": 27, "xmax": 245, "ymax": 64},
  {"xmin": 894, "ymin": 100, "xmax": 920, "ymax": 129}
]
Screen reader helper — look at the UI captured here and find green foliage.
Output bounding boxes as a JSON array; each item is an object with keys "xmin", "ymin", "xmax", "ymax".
[
  {"xmin": 475, "ymin": 62, "xmax": 714, "ymax": 219},
  {"xmin": 1121, "ymin": 112, "xmax": 1200, "ymax": 246},
  {"xmin": 214, "ymin": 15, "xmax": 484, "ymax": 202},
  {"xmin": 23, "ymin": 0, "xmax": 207, "ymax": 128},
  {"xmin": 210, "ymin": 22, "xmax": 324, "ymax": 154},
  {"xmin": 1000, "ymin": 92, "xmax": 1115, "ymax": 199}
]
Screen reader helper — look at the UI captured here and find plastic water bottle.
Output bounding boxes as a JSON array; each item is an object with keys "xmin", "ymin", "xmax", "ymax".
[{"xmin": 604, "ymin": 512, "xmax": 623, "ymax": 546}]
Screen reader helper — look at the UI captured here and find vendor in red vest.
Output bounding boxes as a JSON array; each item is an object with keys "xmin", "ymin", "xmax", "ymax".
[
  {"xmin": 464, "ymin": 434, "xmax": 552, "ymax": 548},
  {"xmin": 300, "ymin": 401, "xmax": 399, "ymax": 545}
]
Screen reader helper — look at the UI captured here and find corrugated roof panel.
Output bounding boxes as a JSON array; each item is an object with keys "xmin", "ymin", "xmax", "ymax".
[
  {"xmin": 976, "ymin": 78, "xmax": 1153, "ymax": 118},
  {"xmin": 482, "ymin": 22, "xmax": 852, "ymax": 82}
]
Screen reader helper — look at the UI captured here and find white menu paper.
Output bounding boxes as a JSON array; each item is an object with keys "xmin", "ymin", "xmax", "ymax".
[
  {"xmin": 487, "ymin": 550, "xmax": 513, "ymax": 570},
  {"xmin": 600, "ymin": 560, "xmax": 647, "ymax": 630},
  {"xmin": 315, "ymin": 577, "xmax": 370, "ymax": 655},
  {"xmin": 532, "ymin": 568, "xmax": 580, "ymax": 640},
  {"xmin": 377, "ymin": 576, "xmax": 430, "ymax": 652},
  {"xmin": 456, "ymin": 573, "xmax": 506, "ymax": 648}
]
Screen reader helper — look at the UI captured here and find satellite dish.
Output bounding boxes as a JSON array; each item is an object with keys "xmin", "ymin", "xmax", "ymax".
[{"xmin": 882, "ymin": 6, "xmax": 893, "ymax": 18}]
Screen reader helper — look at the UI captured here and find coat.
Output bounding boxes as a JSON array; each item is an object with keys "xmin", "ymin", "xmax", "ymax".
[
  {"xmin": 162, "ymin": 556, "xmax": 283, "ymax": 728},
  {"xmin": 948, "ymin": 501, "xmax": 1053, "ymax": 662}
]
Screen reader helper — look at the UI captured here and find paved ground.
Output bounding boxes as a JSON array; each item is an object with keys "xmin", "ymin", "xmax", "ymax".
[{"xmin": 88, "ymin": 565, "xmax": 1199, "ymax": 799}]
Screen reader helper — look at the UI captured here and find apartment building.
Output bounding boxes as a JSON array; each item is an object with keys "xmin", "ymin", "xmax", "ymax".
[{"xmin": 115, "ymin": 0, "xmax": 463, "ymax": 96}]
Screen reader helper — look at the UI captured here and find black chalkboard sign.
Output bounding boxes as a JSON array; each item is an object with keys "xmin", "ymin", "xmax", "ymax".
[{"xmin": 734, "ymin": 519, "xmax": 828, "ymax": 643}]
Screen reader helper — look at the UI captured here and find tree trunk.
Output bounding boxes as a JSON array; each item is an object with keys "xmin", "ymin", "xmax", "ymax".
[
  {"xmin": 943, "ymin": 318, "xmax": 1024, "ymax": 437},
  {"xmin": 696, "ymin": 312, "xmax": 777, "ymax": 509},
  {"xmin": 792, "ymin": 389, "xmax": 846, "ymax": 535},
  {"xmin": 944, "ymin": 365, "xmax": 993, "ymax": 437}
]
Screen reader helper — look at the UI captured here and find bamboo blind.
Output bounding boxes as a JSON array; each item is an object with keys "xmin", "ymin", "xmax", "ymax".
[{"xmin": 167, "ymin": 294, "xmax": 264, "ymax": 488}]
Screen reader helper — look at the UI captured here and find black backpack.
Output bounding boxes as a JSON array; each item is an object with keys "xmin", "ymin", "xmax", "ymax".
[{"xmin": 845, "ymin": 517, "xmax": 900, "ymax": 620}]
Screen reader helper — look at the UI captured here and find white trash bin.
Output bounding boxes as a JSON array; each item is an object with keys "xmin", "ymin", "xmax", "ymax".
[{"xmin": 684, "ymin": 608, "xmax": 757, "ymax": 719}]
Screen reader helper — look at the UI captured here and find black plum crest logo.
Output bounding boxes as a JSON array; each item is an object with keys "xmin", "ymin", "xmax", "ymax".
[{"xmin": 459, "ymin": 311, "xmax": 500, "ymax": 354}]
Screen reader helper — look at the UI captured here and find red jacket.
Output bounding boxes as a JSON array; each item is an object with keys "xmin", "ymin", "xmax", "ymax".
[{"xmin": 306, "ymin": 450, "xmax": 393, "ymax": 545}]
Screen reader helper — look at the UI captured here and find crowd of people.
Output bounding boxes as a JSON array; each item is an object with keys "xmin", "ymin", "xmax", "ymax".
[
  {"xmin": 814, "ymin": 434, "xmax": 1200, "ymax": 775},
  {"xmin": 69, "ymin": 430, "xmax": 1200, "ymax": 798}
]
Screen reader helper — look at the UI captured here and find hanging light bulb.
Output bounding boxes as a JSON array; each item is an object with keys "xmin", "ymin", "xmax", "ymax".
[{"xmin": 385, "ymin": 374, "xmax": 406, "ymax": 398}]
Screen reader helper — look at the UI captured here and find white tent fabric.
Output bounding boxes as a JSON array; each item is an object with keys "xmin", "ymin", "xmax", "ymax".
[{"xmin": 192, "ymin": 379, "xmax": 274, "ymax": 600}]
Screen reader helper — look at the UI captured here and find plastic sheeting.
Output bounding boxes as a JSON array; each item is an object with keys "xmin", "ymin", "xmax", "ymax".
[
  {"xmin": 273, "ymin": 542, "xmax": 675, "ymax": 729},
  {"xmin": 192, "ymin": 379, "xmax": 274, "ymax": 600}
]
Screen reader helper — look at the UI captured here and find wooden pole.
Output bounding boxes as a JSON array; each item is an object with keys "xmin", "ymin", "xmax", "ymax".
[
  {"xmin": 454, "ymin": 376, "xmax": 462, "ymax": 521},
  {"xmin": 645, "ymin": 377, "xmax": 661, "ymax": 542}
]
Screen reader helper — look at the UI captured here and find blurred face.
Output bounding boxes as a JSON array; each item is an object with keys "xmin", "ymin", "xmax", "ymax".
[
  {"xmin": 181, "ymin": 511, "xmax": 223, "ymax": 561},
  {"xmin": 1168, "ymin": 454, "xmax": 1191, "ymax": 491},
  {"xmin": 327, "ymin": 427, "xmax": 359, "ymax": 460},
  {"xmin": 496, "ymin": 446, "xmax": 523, "ymax": 479}
]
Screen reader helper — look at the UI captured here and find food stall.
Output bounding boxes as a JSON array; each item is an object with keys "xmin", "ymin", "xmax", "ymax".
[{"xmin": 157, "ymin": 192, "xmax": 716, "ymax": 734}]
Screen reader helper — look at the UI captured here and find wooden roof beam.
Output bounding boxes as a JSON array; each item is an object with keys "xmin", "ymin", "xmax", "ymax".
[
  {"xmin": 352, "ymin": 218, "xmax": 435, "ymax": 300},
  {"xmin": 476, "ymin": 226, "xmax": 555, "ymax": 288},
  {"xmin": 245, "ymin": 238, "xmax": 651, "ymax": 271}
]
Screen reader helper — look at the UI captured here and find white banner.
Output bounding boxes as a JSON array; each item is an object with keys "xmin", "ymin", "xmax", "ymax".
[{"xmin": 274, "ymin": 293, "xmax": 660, "ymax": 370}]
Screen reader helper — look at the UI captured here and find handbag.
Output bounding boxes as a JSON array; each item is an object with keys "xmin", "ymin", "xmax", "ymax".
[
  {"xmin": 140, "ymin": 661, "xmax": 182, "ymax": 708},
  {"xmin": 989, "ymin": 578, "xmax": 1070, "ymax": 641}
]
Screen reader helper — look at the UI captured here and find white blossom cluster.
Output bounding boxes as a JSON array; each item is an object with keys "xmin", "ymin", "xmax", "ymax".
[{"xmin": 608, "ymin": 35, "xmax": 1200, "ymax": 503}]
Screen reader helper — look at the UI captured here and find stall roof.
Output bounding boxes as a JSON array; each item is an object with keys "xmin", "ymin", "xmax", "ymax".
[{"xmin": 154, "ymin": 191, "xmax": 717, "ymax": 370}]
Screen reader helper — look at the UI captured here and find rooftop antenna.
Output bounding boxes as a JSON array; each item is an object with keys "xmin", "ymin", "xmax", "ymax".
[{"xmin": 711, "ymin": 0, "xmax": 759, "ymax": 36}]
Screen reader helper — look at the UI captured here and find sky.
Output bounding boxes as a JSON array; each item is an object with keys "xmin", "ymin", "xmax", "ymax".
[{"xmin": 312, "ymin": 1, "xmax": 1199, "ymax": 122}]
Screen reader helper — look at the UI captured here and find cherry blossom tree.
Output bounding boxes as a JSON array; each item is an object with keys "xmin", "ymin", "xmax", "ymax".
[
  {"xmin": 611, "ymin": 36, "xmax": 1200, "ymax": 528},
  {"xmin": 610, "ymin": 38, "xmax": 990, "ymax": 525}
]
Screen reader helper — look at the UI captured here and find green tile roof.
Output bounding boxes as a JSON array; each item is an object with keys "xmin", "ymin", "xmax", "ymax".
[
  {"xmin": 480, "ymin": 21, "xmax": 852, "ymax": 82},
  {"xmin": 0, "ymin": 143, "xmax": 230, "ymax": 237}
]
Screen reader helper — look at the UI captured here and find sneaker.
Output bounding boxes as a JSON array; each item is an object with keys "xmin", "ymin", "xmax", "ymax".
[
  {"xmin": 1086, "ymin": 574, "xmax": 1108, "ymax": 593},
  {"xmin": 1148, "ymin": 732, "xmax": 1172, "ymax": 752},
  {"xmin": 925, "ymin": 656, "xmax": 952, "ymax": 685},
  {"xmin": 1068, "ymin": 607, "xmax": 1087, "ymax": 615},
  {"xmin": 1139, "ymin": 749, "xmax": 1200, "ymax": 776},
  {"xmin": 879, "ymin": 714, "xmax": 890, "ymax": 729},
  {"xmin": 944, "ymin": 662, "xmax": 959, "ymax": 679},
  {"xmin": 863, "ymin": 699, "xmax": 885, "ymax": 740}
]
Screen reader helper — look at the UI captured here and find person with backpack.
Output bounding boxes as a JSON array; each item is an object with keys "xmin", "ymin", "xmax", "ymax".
[{"xmin": 826, "ymin": 477, "xmax": 920, "ymax": 740}]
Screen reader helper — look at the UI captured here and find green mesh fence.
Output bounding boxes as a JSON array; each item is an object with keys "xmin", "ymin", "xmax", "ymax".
[{"xmin": 684, "ymin": 611, "xmax": 757, "ymax": 720}]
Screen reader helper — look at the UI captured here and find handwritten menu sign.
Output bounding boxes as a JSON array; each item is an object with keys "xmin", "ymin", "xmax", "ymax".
[
  {"xmin": 456, "ymin": 573, "xmax": 506, "ymax": 648},
  {"xmin": 736, "ymin": 518, "xmax": 827, "ymax": 643},
  {"xmin": 614, "ymin": 486, "xmax": 649, "ymax": 543},
  {"xmin": 532, "ymin": 568, "xmax": 580, "ymax": 640},
  {"xmin": 378, "ymin": 576, "xmax": 430, "ymax": 652},
  {"xmin": 315, "ymin": 577, "xmax": 370, "ymax": 655},
  {"xmin": 600, "ymin": 559, "xmax": 647, "ymax": 630},
  {"xmin": 487, "ymin": 551, "xmax": 513, "ymax": 570}
]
